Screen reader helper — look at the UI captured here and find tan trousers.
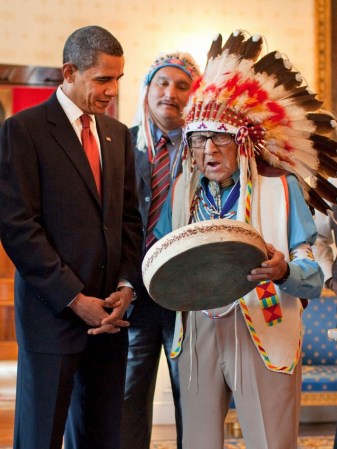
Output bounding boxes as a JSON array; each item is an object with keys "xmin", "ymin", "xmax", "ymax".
[{"xmin": 178, "ymin": 306, "xmax": 302, "ymax": 449}]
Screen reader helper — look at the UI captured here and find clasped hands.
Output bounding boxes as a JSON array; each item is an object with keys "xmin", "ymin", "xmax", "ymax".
[
  {"xmin": 247, "ymin": 243, "xmax": 289, "ymax": 283},
  {"xmin": 69, "ymin": 243, "xmax": 288, "ymax": 334},
  {"xmin": 69, "ymin": 287, "xmax": 134, "ymax": 335}
]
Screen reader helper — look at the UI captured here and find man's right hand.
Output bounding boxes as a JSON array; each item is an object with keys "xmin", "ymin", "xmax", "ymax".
[
  {"xmin": 69, "ymin": 292, "xmax": 129, "ymax": 334},
  {"xmin": 69, "ymin": 292, "xmax": 108, "ymax": 326}
]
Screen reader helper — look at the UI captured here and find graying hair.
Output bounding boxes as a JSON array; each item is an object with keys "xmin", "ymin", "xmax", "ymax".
[{"xmin": 63, "ymin": 25, "xmax": 123, "ymax": 71}]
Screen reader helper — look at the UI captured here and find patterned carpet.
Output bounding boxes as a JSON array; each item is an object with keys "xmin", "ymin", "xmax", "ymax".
[
  {"xmin": 0, "ymin": 437, "xmax": 334, "ymax": 449},
  {"xmin": 150, "ymin": 435, "xmax": 334, "ymax": 448}
]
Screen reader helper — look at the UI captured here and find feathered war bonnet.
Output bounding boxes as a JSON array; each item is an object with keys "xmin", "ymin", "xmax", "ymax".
[{"xmin": 183, "ymin": 30, "xmax": 337, "ymax": 218}]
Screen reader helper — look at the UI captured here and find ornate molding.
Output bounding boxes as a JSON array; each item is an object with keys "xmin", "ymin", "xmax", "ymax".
[
  {"xmin": 315, "ymin": 0, "xmax": 332, "ymax": 109},
  {"xmin": 301, "ymin": 391, "xmax": 337, "ymax": 406}
]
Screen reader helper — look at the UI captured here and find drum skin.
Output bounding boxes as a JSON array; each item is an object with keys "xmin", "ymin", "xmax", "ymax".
[{"xmin": 142, "ymin": 219, "xmax": 268, "ymax": 311}]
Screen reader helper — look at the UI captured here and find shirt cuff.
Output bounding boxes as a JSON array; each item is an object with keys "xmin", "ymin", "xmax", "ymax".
[{"xmin": 117, "ymin": 280, "xmax": 136, "ymax": 301}]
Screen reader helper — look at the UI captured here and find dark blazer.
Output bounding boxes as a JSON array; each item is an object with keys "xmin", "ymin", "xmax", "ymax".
[
  {"xmin": 131, "ymin": 126, "xmax": 152, "ymax": 255},
  {"xmin": 0, "ymin": 93, "xmax": 143, "ymax": 354},
  {"xmin": 131, "ymin": 125, "xmax": 183, "ymax": 256},
  {"xmin": 129, "ymin": 125, "xmax": 183, "ymax": 316}
]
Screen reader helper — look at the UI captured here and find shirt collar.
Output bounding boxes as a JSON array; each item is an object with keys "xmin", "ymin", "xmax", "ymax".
[
  {"xmin": 56, "ymin": 86, "xmax": 95, "ymax": 126},
  {"xmin": 150, "ymin": 121, "xmax": 182, "ymax": 147}
]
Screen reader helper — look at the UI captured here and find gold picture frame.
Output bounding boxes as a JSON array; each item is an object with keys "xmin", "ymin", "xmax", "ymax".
[
  {"xmin": 315, "ymin": 0, "xmax": 337, "ymax": 111},
  {"xmin": 315, "ymin": 0, "xmax": 331, "ymax": 109}
]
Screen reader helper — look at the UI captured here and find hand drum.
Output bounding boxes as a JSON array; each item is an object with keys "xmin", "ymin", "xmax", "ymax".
[{"xmin": 142, "ymin": 219, "xmax": 267, "ymax": 311}]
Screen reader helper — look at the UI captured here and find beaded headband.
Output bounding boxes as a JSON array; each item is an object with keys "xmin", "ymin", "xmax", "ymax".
[{"xmin": 144, "ymin": 52, "xmax": 201, "ymax": 85}]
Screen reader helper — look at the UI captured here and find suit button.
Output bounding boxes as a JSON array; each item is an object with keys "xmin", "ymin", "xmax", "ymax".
[
  {"xmin": 103, "ymin": 225, "xmax": 108, "ymax": 231},
  {"xmin": 98, "ymin": 263, "xmax": 105, "ymax": 270},
  {"xmin": 145, "ymin": 196, "xmax": 150, "ymax": 203}
]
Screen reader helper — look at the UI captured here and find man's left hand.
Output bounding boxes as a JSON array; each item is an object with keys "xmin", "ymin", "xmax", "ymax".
[{"xmin": 87, "ymin": 287, "xmax": 134, "ymax": 335}]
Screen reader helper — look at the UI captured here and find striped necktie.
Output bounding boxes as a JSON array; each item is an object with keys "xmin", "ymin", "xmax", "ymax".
[
  {"xmin": 146, "ymin": 135, "xmax": 170, "ymax": 249},
  {"xmin": 80, "ymin": 114, "xmax": 102, "ymax": 197}
]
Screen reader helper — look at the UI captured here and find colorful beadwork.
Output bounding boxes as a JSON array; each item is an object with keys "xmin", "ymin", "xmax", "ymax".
[
  {"xmin": 239, "ymin": 297, "xmax": 299, "ymax": 372},
  {"xmin": 256, "ymin": 280, "xmax": 283, "ymax": 326}
]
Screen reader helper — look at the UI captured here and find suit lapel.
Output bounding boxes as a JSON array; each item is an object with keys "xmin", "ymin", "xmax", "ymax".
[
  {"xmin": 96, "ymin": 115, "xmax": 119, "ymax": 210},
  {"xmin": 46, "ymin": 96, "xmax": 101, "ymax": 206},
  {"xmin": 135, "ymin": 148, "xmax": 151, "ymax": 189},
  {"xmin": 130, "ymin": 127, "xmax": 151, "ymax": 189}
]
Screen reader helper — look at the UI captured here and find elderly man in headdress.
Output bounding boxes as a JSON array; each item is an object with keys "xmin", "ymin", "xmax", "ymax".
[{"xmin": 153, "ymin": 30, "xmax": 337, "ymax": 449}]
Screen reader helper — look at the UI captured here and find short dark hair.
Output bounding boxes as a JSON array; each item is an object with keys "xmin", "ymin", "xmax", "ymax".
[{"xmin": 63, "ymin": 25, "xmax": 123, "ymax": 71}]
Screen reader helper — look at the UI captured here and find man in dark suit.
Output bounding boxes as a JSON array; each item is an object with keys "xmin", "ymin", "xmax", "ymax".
[
  {"xmin": 120, "ymin": 52, "xmax": 200, "ymax": 449},
  {"xmin": 0, "ymin": 25, "xmax": 142, "ymax": 449}
]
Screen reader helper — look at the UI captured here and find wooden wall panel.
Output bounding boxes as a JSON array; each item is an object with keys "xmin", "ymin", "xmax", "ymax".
[{"xmin": 0, "ymin": 245, "xmax": 17, "ymax": 360}]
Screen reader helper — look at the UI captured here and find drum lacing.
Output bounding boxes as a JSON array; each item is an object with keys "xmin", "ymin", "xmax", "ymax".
[
  {"xmin": 234, "ymin": 302, "xmax": 239, "ymax": 392},
  {"xmin": 188, "ymin": 312, "xmax": 193, "ymax": 389}
]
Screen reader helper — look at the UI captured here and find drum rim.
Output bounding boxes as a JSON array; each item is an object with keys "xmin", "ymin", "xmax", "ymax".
[{"xmin": 142, "ymin": 219, "xmax": 266, "ymax": 276}]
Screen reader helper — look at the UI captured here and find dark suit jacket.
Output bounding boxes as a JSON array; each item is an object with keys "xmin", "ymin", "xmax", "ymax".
[
  {"xmin": 129, "ymin": 126, "xmax": 183, "ymax": 318},
  {"xmin": 0, "ymin": 93, "xmax": 143, "ymax": 354},
  {"xmin": 131, "ymin": 126, "xmax": 152, "ymax": 255},
  {"xmin": 131, "ymin": 125, "xmax": 183, "ymax": 255}
]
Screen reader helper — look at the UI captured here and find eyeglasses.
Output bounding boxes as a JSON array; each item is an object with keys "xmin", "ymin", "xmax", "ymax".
[{"xmin": 187, "ymin": 133, "xmax": 234, "ymax": 150}]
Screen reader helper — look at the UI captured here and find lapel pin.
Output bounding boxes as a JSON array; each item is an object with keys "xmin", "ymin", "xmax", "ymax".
[{"xmin": 105, "ymin": 136, "xmax": 112, "ymax": 142}]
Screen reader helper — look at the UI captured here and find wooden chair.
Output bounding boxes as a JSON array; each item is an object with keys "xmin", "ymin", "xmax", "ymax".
[{"xmin": 301, "ymin": 289, "xmax": 337, "ymax": 408}]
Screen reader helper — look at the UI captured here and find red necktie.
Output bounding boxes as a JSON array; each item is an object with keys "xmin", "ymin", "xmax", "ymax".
[
  {"xmin": 146, "ymin": 136, "xmax": 170, "ymax": 249},
  {"xmin": 80, "ymin": 114, "xmax": 102, "ymax": 197}
]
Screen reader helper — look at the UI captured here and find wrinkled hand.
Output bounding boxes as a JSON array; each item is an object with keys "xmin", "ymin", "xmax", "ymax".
[
  {"xmin": 331, "ymin": 280, "xmax": 337, "ymax": 296},
  {"xmin": 87, "ymin": 287, "xmax": 134, "ymax": 335},
  {"xmin": 326, "ymin": 277, "xmax": 337, "ymax": 296},
  {"xmin": 247, "ymin": 243, "xmax": 289, "ymax": 282}
]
